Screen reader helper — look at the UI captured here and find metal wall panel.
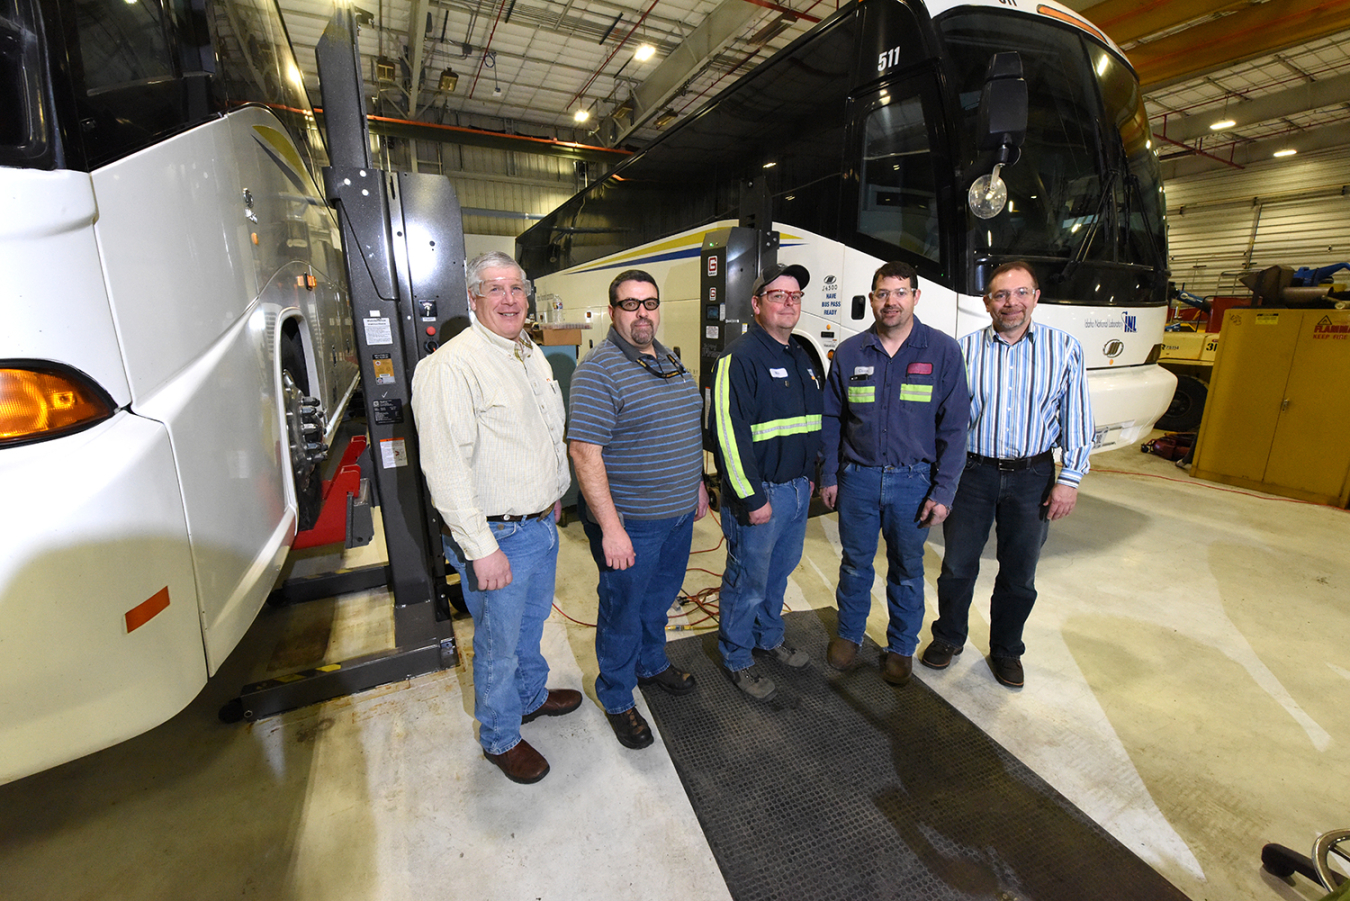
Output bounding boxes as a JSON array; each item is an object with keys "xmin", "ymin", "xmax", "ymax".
[{"xmin": 1166, "ymin": 148, "xmax": 1350, "ymax": 297}]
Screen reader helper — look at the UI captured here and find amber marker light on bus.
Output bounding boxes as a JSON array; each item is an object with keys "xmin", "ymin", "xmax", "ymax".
[{"xmin": 0, "ymin": 364, "xmax": 116, "ymax": 447}]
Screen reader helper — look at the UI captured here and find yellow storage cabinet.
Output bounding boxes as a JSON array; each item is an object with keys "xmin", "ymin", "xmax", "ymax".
[{"xmin": 1192, "ymin": 308, "xmax": 1350, "ymax": 506}]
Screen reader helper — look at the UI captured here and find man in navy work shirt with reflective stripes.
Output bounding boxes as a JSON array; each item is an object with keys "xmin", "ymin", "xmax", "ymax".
[
  {"xmin": 711, "ymin": 262, "xmax": 823, "ymax": 702},
  {"xmin": 923, "ymin": 260, "xmax": 1093, "ymax": 689},
  {"xmin": 569, "ymin": 269, "xmax": 708, "ymax": 750},
  {"xmin": 820, "ymin": 261, "xmax": 968, "ymax": 688}
]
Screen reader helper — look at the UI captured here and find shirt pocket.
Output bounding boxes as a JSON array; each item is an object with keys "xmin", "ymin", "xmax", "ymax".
[
  {"xmin": 898, "ymin": 376, "xmax": 935, "ymax": 404},
  {"xmin": 846, "ymin": 377, "xmax": 877, "ymax": 404}
]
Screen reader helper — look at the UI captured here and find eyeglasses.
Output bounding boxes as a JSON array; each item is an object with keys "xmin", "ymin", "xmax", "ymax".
[
  {"xmin": 636, "ymin": 352, "xmax": 688, "ymax": 380},
  {"xmin": 613, "ymin": 297, "xmax": 660, "ymax": 312},
  {"xmin": 989, "ymin": 287, "xmax": 1035, "ymax": 303},
  {"xmin": 872, "ymin": 288, "xmax": 913, "ymax": 301},
  {"xmin": 473, "ymin": 278, "xmax": 531, "ymax": 300},
  {"xmin": 759, "ymin": 290, "xmax": 804, "ymax": 305}
]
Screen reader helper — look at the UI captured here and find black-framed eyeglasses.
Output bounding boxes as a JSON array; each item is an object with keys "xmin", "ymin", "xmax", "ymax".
[
  {"xmin": 636, "ymin": 352, "xmax": 688, "ymax": 380},
  {"xmin": 613, "ymin": 297, "xmax": 661, "ymax": 312}
]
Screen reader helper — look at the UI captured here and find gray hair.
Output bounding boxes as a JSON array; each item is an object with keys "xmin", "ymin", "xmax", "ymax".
[{"xmin": 466, "ymin": 251, "xmax": 526, "ymax": 295}]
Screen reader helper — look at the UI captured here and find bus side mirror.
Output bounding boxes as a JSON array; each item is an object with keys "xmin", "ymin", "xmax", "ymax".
[
  {"xmin": 968, "ymin": 52, "xmax": 1026, "ymax": 219},
  {"xmin": 977, "ymin": 52, "xmax": 1026, "ymax": 165}
]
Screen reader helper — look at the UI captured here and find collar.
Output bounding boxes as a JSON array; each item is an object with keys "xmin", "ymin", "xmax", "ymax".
[
  {"xmin": 863, "ymin": 316, "xmax": 929, "ymax": 352},
  {"xmin": 749, "ymin": 322, "xmax": 796, "ymax": 353},
  {"xmin": 606, "ymin": 326, "xmax": 682, "ymax": 372},
  {"xmin": 472, "ymin": 318, "xmax": 535, "ymax": 358},
  {"xmin": 985, "ymin": 320, "xmax": 1038, "ymax": 348}
]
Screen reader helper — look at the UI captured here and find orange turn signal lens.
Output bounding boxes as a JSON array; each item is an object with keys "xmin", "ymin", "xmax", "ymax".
[{"xmin": 0, "ymin": 365, "xmax": 115, "ymax": 447}]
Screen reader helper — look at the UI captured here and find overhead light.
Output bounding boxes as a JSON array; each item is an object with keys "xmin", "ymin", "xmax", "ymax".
[
  {"xmin": 1273, "ymin": 148, "xmax": 1297, "ymax": 158},
  {"xmin": 612, "ymin": 98, "xmax": 634, "ymax": 119},
  {"xmin": 493, "ymin": 85, "xmax": 503, "ymax": 97},
  {"xmin": 375, "ymin": 56, "xmax": 396, "ymax": 82},
  {"xmin": 438, "ymin": 67, "xmax": 458, "ymax": 92},
  {"xmin": 634, "ymin": 44, "xmax": 656, "ymax": 62},
  {"xmin": 1209, "ymin": 119, "xmax": 1235, "ymax": 130},
  {"xmin": 762, "ymin": 161, "xmax": 777, "ymax": 169},
  {"xmin": 654, "ymin": 109, "xmax": 677, "ymax": 128},
  {"xmin": 574, "ymin": 109, "xmax": 590, "ymax": 123}
]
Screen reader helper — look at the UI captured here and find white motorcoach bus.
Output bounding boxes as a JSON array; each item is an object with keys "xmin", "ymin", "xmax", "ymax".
[
  {"xmin": 1, "ymin": 0, "xmax": 358, "ymax": 783},
  {"xmin": 522, "ymin": 0, "xmax": 1176, "ymax": 452}
]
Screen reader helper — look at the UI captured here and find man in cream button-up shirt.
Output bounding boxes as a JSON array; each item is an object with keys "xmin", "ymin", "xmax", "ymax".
[{"xmin": 412, "ymin": 251, "xmax": 577, "ymax": 785}]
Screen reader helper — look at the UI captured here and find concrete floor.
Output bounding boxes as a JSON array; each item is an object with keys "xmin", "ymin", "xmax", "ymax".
[{"xmin": 1, "ymin": 441, "xmax": 1347, "ymax": 901}]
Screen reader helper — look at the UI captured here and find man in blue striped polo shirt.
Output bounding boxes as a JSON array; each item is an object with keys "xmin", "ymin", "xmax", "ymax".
[
  {"xmin": 820, "ymin": 261, "xmax": 968, "ymax": 687},
  {"xmin": 923, "ymin": 261, "xmax": 1093, "ymax": 688},
  {"xmin": 569, "ymin": 269, "xmax": 708, "ymax": 750},
  {"xmin": 711, "ymin": 263, "xmax": 823, "ymax": 702}
]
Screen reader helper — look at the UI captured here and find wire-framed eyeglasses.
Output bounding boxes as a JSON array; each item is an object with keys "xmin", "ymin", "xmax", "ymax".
[
  {"xmin": 989, "ymin": 286, "xmax": 1035, "ymax": 303},
  {"xmin": 636, "ymin": 352, "xmax": 688, "ymax": 380},
  {"xmin": 613, "ymin": 297, "xmax": 661, "ymax": 312},
  {"xmin": 872, "ymin": 288, "xmax": 914, "ymax": 301}
]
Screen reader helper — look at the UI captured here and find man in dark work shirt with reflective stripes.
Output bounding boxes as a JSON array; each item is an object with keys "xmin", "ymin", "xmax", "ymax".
[
  {"xmin": 820, "ymin": 260, "xmax": 968, "ymax": 687},
  {"xmin": 711, "ymin": 263, "xmax": 823, "ymax": 702}
]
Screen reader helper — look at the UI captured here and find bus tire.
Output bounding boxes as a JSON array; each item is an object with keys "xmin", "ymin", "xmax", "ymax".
[
  {"xmin": 281, "ymin": 338, "xmax": 326, "ymax": 532},
  {"xmin": 1156, "ymin": 374, "xmax": 1207, "ymax": 433}
]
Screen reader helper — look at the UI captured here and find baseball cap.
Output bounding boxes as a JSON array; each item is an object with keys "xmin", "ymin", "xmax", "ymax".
[{"xmin": 751, "ymin": 262, "xmax": 810, "ymax": 296}]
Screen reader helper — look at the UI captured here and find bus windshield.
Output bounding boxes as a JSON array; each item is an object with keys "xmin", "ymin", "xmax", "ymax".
[{"xmin": 939, "ymin": 10, "xmax": 1167, "ymax": 283}]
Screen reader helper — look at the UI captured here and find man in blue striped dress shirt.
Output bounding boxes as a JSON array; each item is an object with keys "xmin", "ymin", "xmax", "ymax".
[
  {"xmin": 922, "ymin": 261, "xmax": 1093, "ymax": 688},
  {"xmin": 569, "ymin": 270, "xmax": 709, "ymax": 750}
]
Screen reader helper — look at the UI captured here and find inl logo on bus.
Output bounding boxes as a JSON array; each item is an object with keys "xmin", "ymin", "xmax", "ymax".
[
  {"xmin": 707, "ymin": 256, "xmax": 719, "ymax": 277},
  {"xmin": 1123, "ymin": 313, "xmax": 1137, "ymax": 333}
]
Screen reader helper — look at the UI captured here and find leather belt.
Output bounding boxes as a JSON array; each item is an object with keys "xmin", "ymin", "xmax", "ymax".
[
  {"xmin": 967, "ymin": 450, "xmax": 1053, "ymax": 472},
  {"xmin": 485, "ymin": 508, "xmax": 552, "ymax": 523}
]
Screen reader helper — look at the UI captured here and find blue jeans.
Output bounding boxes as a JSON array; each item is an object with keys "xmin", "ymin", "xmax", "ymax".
[
  {"xmin": 934, "ymin": 457, "xmax": 1054, "ymax": 658},
  {"xmin": 835, "ymin": 462, "xmax": 934, "ymax": 657},
  {"xmin": 579, "ymin": 508, "xmax": 694, "ymax": 714},
  {"xmin": 443, "ymin": 518, "xmax": 558, "ymax": 755},
  {"xmin": 718, "ymin": 477, "xmax": 811, "ymax": 671}
]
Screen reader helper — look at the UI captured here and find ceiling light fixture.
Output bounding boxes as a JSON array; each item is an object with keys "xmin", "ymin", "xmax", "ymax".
[
  {"xmin": 438, "ymin": 67, "xmax": 459, "ymax": 92},
  {"xmin": 574, "ymin": 109, "xmax": 590, "ymax": 123},
  {"xmin": 1273, "ymin": 148, "xmax": 1297, "ymax": 158},
  {"xmin": 1209, "ymin": 119, "xmax": 1235, "ymax": 130},
  {"xmin": 654, "ymin": 109, "xmax": 677, "ymax": 128},
  {"xmin": 634, "ymin": 44, "xmax": 656, "ymax": 62}
]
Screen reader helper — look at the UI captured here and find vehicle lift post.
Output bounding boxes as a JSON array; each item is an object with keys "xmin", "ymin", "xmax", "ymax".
[{"xmin": 220, "ymin": 9, "xmax": 468, "ymax": 723}]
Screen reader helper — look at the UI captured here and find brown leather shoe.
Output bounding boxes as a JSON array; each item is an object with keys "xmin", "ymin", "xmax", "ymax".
[
  {"xmin": 521, "ymin": 688, "xmax": 583, "ymax": 723},
  {"xmin": 920, "ymin": 638, "xmax": 963, "ymax": 670},
  {"xmin": 989, "ymin": 655, "xmax": 1024, "ymax": 688},
  {"xmin": 638, "ymin": 666, "xmax": 696, "ymax": 695},
  {"xmin": 484, "ymin": 738, "xmax": 549, "ymax": 784},
  {"xmin": 827, "ymin": 637, "xmax": 859, "ymax": 671},
  {"xmin": 881, "ymin": 652, "xmax": 913, "ymax": 686}
]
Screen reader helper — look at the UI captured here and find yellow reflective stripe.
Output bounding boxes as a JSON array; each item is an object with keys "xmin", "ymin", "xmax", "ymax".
[
  {"xmin": 847, "ymin": 386, "xmax": 875, "ymax": 403},
  {"xmin": 749, "ymin": 414, "xmax": 822, "ymax": 442},
  {"xmin": 899, "ymin": 384, "xmax": 933, "ymax": 402},
  {"xmin": 714, "ymin": 356, "xmax": 755, "ymax": 499}
]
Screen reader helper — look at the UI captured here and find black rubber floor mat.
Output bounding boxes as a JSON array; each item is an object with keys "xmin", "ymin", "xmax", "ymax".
[{"xmin": 641, "ymin": 609, "xmax": 1190, "ymax": 901}]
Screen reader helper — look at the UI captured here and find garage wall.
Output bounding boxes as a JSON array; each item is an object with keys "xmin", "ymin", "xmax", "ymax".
[
  {"xmin": 1166, "ymin": 147, "xmax": 1350, "ymax": 298},
  {"xmin": 380, "ymin": 137, "xmax": 587, "ymax": 239}
]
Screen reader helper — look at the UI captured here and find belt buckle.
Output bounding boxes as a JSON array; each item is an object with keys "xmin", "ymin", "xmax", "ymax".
[{"xmin": 996, "ymin": 457, "xmax": 1018, "ymax": 472}]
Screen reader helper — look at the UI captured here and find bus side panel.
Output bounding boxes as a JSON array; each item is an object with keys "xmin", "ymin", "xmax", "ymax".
[
  {"xmin": 0, "ymin": 169, "xmax": 131, "ymax": 404},
  {"xmin": 91, "ymin": 118, "xmax": 259, "ymax": 405},
  {"xmin": 0, "ymin": 414, "xmax": 206, "ymax": 785}
]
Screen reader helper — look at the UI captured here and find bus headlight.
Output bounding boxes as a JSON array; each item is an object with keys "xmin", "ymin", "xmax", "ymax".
[{"xmin": 1, "ymin": 364, "xmax": 116, "ymax": 447}]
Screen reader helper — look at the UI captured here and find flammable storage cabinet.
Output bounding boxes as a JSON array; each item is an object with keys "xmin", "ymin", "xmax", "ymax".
[{"xmin": 1192, "ymin": 308, "xmax": 1350, "ymax": 506}]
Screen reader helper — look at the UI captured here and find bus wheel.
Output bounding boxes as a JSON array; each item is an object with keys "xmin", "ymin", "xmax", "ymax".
[
  {"xmin": 1156, "ymin": 374, "xmax": 1207, "ymax": 433},
  {"xmin": 281, "ymin": 357, "xmax": 326, "ymax": 531}
]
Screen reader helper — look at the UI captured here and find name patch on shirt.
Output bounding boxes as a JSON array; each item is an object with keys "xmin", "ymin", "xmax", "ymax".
[
  {"xmin": 769, "ymin": 367, "xmax": 789, "ymax": 378},
  {"xmin": 907, "ymin": 362, "xmax": 933, "ymax": 376},
  {"xmin": 853, "ymin": 366, "xmax": 874, "ymax": 376}
]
